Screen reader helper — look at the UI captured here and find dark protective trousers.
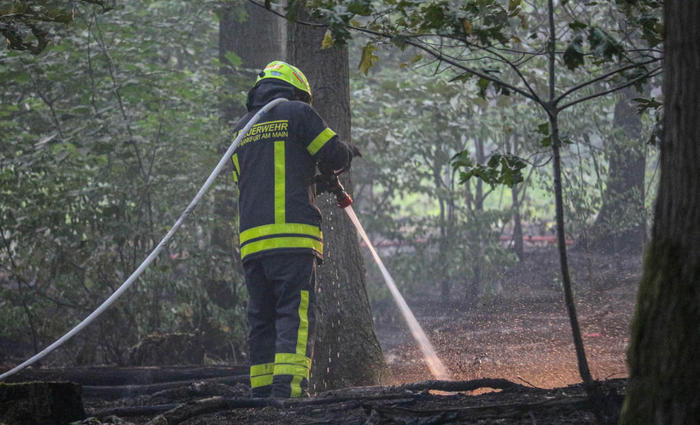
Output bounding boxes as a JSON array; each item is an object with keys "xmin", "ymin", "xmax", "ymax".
[{"xmin": 244, "ymin": 253, "xmax": 316, "ymax": 398}]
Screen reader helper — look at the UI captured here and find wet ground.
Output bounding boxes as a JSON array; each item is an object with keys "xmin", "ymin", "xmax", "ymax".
[{"xmin": 374, "ymin": 248, "xmax": 640, "ymax": 389}]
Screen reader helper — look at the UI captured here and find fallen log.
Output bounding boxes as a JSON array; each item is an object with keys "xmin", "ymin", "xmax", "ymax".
[
  {"xmin": 363, "ymin": 396, "xmax": 592, "ymax": 423},
  {"xmin": 146, "ymin": 380, "xmax": 247, "ymax": 402},
  {"xmin": 135, "ymin": 377, "xmax": 532, "ymax": 421},
  {"xmin": 387, "ymin": 378, "xmax": 532, "ymax": 393},
  {"xmin": 145, "ymin": 397, "xmax": 281, "ymax": 425},
  {"xmin": 304, "ymin": 397, "xmax": 416, "ymax": 416},
  {"xmin": 0, "ymin": 381, "xmax": 84, "ymax": 425},
  {"xmin": 318, "ymin": 378, "xmax": 532, "ymax": 399},
  {"xmin": 141, "ymin": 393, "xmax": 419, "ymax": 424},
  {"xmin": 83, "ymin": 374, "xmax": 248, "ymax": 400},
  {"xmin": 89, "ymin": 403, "xmax": 179, "ymax": 418},
  {"xmin": 6, "ymin": 365, "xmax": 247, "ymax": 386}
]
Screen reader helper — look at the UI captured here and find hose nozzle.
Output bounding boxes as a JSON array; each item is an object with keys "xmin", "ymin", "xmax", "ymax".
[
  {"xmin": 316, "ymin": 173, "xmax": 353, "ymax": 209},
  {"xmin": 334, "ymin": 189, "xmax": 353, "ymax": 209}
]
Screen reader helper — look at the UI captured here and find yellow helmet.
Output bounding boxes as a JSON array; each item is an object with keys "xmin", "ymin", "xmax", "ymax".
[{"xmin": 256, "ymin": 60, "xmax": 312, "ymax": 97}]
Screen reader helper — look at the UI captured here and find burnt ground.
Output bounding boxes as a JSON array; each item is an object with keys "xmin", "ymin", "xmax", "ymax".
[
  {"xmin": 376, "ymin": 248, "xmax": 640, "ymax": 390},
  {"xmin": 6, "ymin": 248, "xmax": 641, "ymax": 424}
]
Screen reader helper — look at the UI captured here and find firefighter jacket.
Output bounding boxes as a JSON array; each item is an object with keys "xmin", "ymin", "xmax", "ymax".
[{"xmin": 231, "ymin": 80, "xmax": 353, "ymax": 263}]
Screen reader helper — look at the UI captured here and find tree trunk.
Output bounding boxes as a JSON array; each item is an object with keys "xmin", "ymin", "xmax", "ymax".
[
  {"xmin": 549, "ymin": 113, "xmax": 593, "ymax": 387},
  {"xmin": 287, "ymin": 9, "xmax": 385, "ymax": 392},
  {"xmin": 544, "ymin": 3, "xmax": 611, "ymax": 421},
  {"xmin": 505, "ymin": 134, "xmax": 524, "ymax": 261},
  {"xmin": 619, "ymin": 1, "xmax": 700, "ymax": 422},
  {"xmin": 217, "ymin": 0, "xmax": 287, "ymax": 300},
  {"xmin": 435, "ymin": 165, "xmax": 449, "ymax": 299},
  {"xmin": 219, "ymin": 1, "xmax": 286, "ymax": 123},
  {"xmin": 464, "ymin": 139, "xmax": 485, "ymax": 302},
  {"xmin": 474, "ymin": 138, "xmax": 485, "ymax": 211},
  {"xmin": 587, "ymin": 87, "xmax": 646, "ymax": 254}
]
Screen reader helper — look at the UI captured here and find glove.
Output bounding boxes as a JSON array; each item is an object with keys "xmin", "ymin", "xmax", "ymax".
[{"xmin": 314, "ymin": 174, "xmax": 341, "ymax": 194}]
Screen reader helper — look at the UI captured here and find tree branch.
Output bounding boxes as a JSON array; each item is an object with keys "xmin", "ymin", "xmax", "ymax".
[
  {"xmin": 554, "ymin": 57, "xmax": 661, "ymax": 105},
  {"xmin": 248, "ymin": 0, "xmax": 539, "ymax": 103},
  {"xmin": 558, "ymin": 67, "xmax": 662, "ymax": 111},
  {"xmin": 462, "ymin": 38, "xmax": 543, "ymax": 104}
]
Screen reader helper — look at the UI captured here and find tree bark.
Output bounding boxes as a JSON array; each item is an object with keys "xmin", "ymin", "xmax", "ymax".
[
  {"xmin": 505, "ymin": 134, "xmax": 524, "ymax": 261},
  {"xmin": 217, "ymin": 0, "xmax": 287, "ymax": 310},
  {"xmin": 287, "ymin": 9, "xmax": 385, "ymax": 392},
  {"xmin": 474, "ymin": 138, "xmax": 485, "ymax": 211},
  {"xmin": 219, "ymin": 1, "xmax": 286, "ymax": 124},
  {"xmin": 549, "ymin": 114, "xmax": 593, "ymax": 388},
  {"xmin": 587, "ymin": 87, "xmax": 646, "ymax": 254},
  {"xmin": 619, "ymin": 1, "xmax": 700, "ymax": 422}
]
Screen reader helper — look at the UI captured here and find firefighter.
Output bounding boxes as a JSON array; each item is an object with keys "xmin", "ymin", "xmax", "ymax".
[{"xmin": 230, "ymin": 61, "xmax": 360, "ymax": 398}]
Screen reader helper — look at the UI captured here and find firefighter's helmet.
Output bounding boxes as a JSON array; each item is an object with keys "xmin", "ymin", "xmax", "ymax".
[{"xmin": 256, "ymin": 61, "xmax": 311, "ymax": 98}]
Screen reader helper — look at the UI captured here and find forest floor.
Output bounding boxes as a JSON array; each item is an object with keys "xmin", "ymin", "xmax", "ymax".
[
  {"xmin": 376, "ymin": 247, "xmax": 641, "ymax": 390},
  {"xmin": 7, "ymin": 248, "xmax": 642, "ymax": 424}
]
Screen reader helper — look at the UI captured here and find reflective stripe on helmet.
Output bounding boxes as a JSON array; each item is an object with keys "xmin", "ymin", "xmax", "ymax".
[{"xmin": 256, "ymin": 60, "xmax": 312, "ymax": 96}]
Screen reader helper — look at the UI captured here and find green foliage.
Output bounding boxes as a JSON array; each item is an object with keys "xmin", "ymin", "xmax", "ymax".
[
  {"xmin": 0, "ymin": 0, "xmax": 248, "ymax": 364},
  {"xmin": 588, "ymin": 26, "xmax": 624, "ymax": 62},
  {"xmin": 452, "ymin": 151, "xmax": 527, "ymax": 188},
  {"xmin": 614, "ymin": 0, "xmax": 663, "ymax": 48},
  {"xmin": 0, "ymin": 0, "xmax": 115, "ymax": 53},
  {"xmin": 351, "ymin": 59, "xmax": 537, "ymax": 301}
]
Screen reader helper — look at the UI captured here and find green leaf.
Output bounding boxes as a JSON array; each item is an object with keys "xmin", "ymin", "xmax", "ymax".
[
  {"xmin": 563, "ymin": 34, "xmax": 584, "ymax": 70},
  {"xmin": 536, "ymin": 122, "xmax": 549, "ymax": 135},
  {"xmin": 391, "ymin": 35, "xmax": 409, "ymax": 50},
  {"xmin": 632, "ymin": 97, "xmax": 663, "ymax": 113},
  {"xmin": 347, "ymin": 0, "xmax": 373, "ymax": 16},
  {"xmin": 462, "ymin": 19, "xmax": 473, "ymax": 34},
  {"xmin": 358, "ymin": 42, "xmax": 379, "ymax": 75},
  {"xmin": 399, "ymin": 54, "xmax": 422, "ymax": 69},
  {"xmin": 568, "ymin": 20, "xmax": 587, "ymax": 32},
  {"xmin": 477, "ymin": 78, "xmax": 490, "ymax": 98},
  {"xmin": 223, "ymin": 51, "xmax": 241, "ymax": 67},
  {"xmin": 588, "ymin": 27, "xmax": 623, "ymax": 60},
  {"xmin": 321, "ymin": 29, "xmax": 334, "ymax": 49},
  {"xmin": 451, "ymin": 150, "xmax": 474, "ymax": 169},
  {"xmin": 451, "ymin": 151, "xmax": 527, "ymax": 188}
]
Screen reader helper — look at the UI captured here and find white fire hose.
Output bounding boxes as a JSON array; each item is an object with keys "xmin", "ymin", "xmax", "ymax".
[{"xmin": 0, "ymin": 98, "xmax": 288, "ymax": 381}]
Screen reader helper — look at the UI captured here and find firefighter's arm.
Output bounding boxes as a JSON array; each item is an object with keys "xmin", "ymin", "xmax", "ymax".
[
  {"xmin": 299, "ymin": 103, "xmax": 361, "ymax": 175},
  {"xmin": 316, "ymin": 138, "xmax": 361, "ymax": 176}
]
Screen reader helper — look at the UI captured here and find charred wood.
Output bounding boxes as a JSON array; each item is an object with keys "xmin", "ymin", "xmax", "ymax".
[
  {"xmin": 89, "ymin": 403, "xmax": 178, "ymax": 418},
  {"xmin": 0, "ymin": 381, "xmax": 85, "ymax": 425},
  {"xmin": 6, "ymin": 366, "xmax": 247, "ymax": 386},
  {"xmin": 145, "ymin": 397, "xmax": 281, "ymax": 425},
  {"xmin": 364, "ymin": 397, "xmax": 591, "ymax": 422},
  {"xmin": 320, "ymin": 378, "xmax": 532, "ymax": 398},
  {"xmin": 83, "ymin": 374, "xmax": 248, "ymax": 400}
]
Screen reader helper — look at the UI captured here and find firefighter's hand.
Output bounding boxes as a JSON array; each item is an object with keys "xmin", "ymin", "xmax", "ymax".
[{"xmin": 314, "ymin": 174, "xmax": 340, "ymax": 194}]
